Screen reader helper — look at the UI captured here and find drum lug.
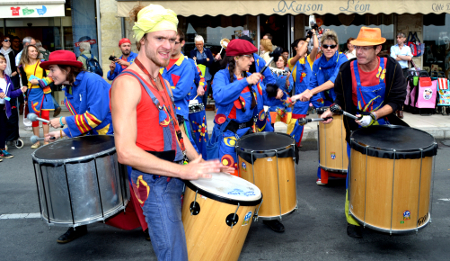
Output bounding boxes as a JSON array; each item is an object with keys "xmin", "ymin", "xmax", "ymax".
[
  {"xmin": 253, "ymin": 198, "xmax": 263, "ymax": 222},
  {"xmin": 190, "ymin": 190, "xmax": 200, "ymax": 215},
  {"xmin": 226, "ymin": 203, "xmax": 240, "ymax": 228}
]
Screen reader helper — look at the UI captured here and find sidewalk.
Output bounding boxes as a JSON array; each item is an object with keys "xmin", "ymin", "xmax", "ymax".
[{"xmin": 18, "ymin": 110, "xmax": 450, "ymax": 145}]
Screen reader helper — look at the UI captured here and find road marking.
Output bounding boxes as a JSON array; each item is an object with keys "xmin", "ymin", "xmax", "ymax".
[
  {"xmin": 438, "ymin": 198, "xmax": 450, "ymax": 201},
  {"xmin": 0, "ymin": 213, "xmax": 41, "ymax": 219}
]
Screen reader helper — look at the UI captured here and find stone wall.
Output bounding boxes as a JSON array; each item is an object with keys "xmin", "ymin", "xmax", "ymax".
[{"xmin": 99, "ymin": 0, "xmax": 123, "ymax": 82}]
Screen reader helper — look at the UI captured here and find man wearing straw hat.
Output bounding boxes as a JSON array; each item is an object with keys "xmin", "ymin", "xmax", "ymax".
[
  {"xmin": 110, "ymin": 4, "xmax": 229, "ymax": 260},
  {"xmin": 320, "ymin": 27, "xmax": 407, "ymax": 238}
]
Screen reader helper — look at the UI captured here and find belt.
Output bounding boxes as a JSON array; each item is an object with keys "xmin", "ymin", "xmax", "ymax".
[{"xmin": 225, "ymin": 118, "xmax": 255, "ymax": 134}]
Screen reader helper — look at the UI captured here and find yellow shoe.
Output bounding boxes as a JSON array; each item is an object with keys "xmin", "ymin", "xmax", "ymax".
[{"xmin": 31, "ymin": 142, "xmax": 41, "ymax": 149}]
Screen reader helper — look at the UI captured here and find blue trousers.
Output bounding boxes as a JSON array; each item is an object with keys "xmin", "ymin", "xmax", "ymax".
[{"xmin": 130, "ymin": 169, "xmax": 188, "ymax": 261}]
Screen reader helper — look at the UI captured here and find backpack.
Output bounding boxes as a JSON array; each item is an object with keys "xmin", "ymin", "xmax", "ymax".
[
  {"xmin": 40, "ymin": 50, "xmax": 50, "ymax": 61},
  {"xmin": 81, "ymin": 54, "xmax": 103, "ymax": 77}
]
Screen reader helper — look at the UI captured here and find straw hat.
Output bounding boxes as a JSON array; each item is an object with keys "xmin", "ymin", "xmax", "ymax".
[
  {"xmin": 350, "ymin": 27, "xmax": 386, "ymax": 46},
  {"xmin": 40, "ymin": 50, "xmax": 83, "ymax": 70}
]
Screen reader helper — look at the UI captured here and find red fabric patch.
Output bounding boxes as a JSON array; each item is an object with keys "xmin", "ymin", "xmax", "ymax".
[
  {"xmin": 171, "ymin": 74, "xmax": 181, "ymax": 87},
  {"xmin": 167, "ymin": 58, "xmax": 178, "ymax": 71}
]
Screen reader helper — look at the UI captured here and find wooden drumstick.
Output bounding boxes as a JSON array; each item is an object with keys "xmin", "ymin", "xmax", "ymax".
[{"xmin": 193, "ymin": 94, "xmax": 199, "ymax": 100}]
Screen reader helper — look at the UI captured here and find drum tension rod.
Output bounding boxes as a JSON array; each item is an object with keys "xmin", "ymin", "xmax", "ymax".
[
  {"xmin": 230, "ymin": 203, "xmax": 240, "ymax": 229},
  {"xmin": 253, "ymin": 199, "xmax": 263, "ymax": 222}
]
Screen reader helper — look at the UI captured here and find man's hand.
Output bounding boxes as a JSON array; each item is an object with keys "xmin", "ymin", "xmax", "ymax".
[
  {"xmin": 109, "ymin": 61, "xmax": 116, "ymax": 72},
  {"xmin": 181, "ymin": 156, "xmax": 223, "ymax": 180},
  {"xmin": 215, "ymin": 53, "xmax": 222, "ymax": 60},
  {"xmin": 320, "ymin": 109, "xmax": 334, "ymax": 124},
  {"xmin": 20, "ymin": 86, "xmax": 27, "ymax": 93},
  {"xmin": 356, "ymin": 113, "xmax": 377, "ymax": 127},
  {"xmin": 30, "ymin": 79, "xmax": 39, "ymax": 85},
  {"xmin": 116, "ymin": 59, "xmax": 131, "ymax": 67},
  {"xmin": 0, "ymin": 92, "xmax": 5, "ymax": 99},
  {"xmin": 300, "ymin": 89, "xmax": 313, "ymax": 101},
  {"xmin": 197, "ymin": 85, "xmax": 205, "ymax": 96}
]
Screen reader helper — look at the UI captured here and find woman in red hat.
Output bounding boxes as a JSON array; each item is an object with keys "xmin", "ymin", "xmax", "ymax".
[
  {"xmin": 209, "ymin": 39, "xmax": 285, "ymax": 233},
  {"xmin": 19, "ymin": 44, "xmax": 54, "ymax": 148}
]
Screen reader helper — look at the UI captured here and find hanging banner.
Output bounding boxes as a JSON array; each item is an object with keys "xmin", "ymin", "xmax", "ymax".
[
  {"xmin": 0, "ymin": 4, "xmax": 65, "ymax": 18},
  {"xmin": 71, "ymin": 0, "xmax": 99, "ymax": 60}
]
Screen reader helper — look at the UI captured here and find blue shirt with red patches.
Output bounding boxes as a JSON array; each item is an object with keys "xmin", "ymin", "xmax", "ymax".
[
  {"xmin": 161, "ymin": 55, "xmax": 195, "ymax": 119},
  {"xmin": 64, "ymin": 71, "xmax": 113, "ymax": 137}
]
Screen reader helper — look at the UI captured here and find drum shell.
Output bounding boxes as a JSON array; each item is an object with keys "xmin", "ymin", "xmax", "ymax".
[
  {"xmin": 348, "ymin": 126, "xmax": 437, "ymax": 233},
  {"xmin": 318, "ymin": 113, "xmax": 348, "ymax": 173},
  {"xmin": 349, "ymin": 150, "xmax": 432, "ymax": 233},
  {"xmin": 236, "ymin": 133, "xmax": 297, "ymax": 219},
  {"xmin": 32, "ymin": 138, "xmax": 129, "ymax": 227},
  {"xmin": 182, "ymin": 183, "xmax": 260, "ymax": 261}
]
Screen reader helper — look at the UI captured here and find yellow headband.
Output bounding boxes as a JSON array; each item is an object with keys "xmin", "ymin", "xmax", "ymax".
[{"xmin": 132, "ymin": 4, "xmax": 178, "ymax": 42}]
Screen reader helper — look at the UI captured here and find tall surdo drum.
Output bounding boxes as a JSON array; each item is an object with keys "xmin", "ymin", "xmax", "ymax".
[
  {"xmin": 349, "ymin": 125, "xmax": 438, "ymax": 234},
  {"xmin": 31, "ymin": 135, "xmax": 129, "ymax": 227},
  {"xmin": 236, "ymin": 132, "xmax": 297, "ymax": 219},
  {"xmin": 182, "ymin": 173, "xmax": 262, "ymax": 261},
  {"xmin": 317, "ymin": 106, "xmax": 348, "ymax": 173}
]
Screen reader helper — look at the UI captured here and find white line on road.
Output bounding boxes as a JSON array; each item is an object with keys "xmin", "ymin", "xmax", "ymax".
[
  {"xmin": 438, "ymin": 198, "xmax": 450, "ymax": 201},
  {"xmin": 0, "ymin": 213, "xmax": 41, "ymax": 219}
]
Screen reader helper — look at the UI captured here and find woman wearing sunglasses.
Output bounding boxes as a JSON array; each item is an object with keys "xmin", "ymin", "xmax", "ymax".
[{"xmin": 293, "ymin": 30, "xmax": 348, "ymax": 106}]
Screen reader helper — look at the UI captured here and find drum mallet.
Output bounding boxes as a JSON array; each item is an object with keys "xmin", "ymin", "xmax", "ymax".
[
  {"xmin": 30, "ymin": 135, "xmax": 56, "ymax": 144},
  {"xmin": 330, "ymin": 104, "xmax": 362, "ymax": 120},
  {"xmin": 27, "ymin": 113, "xmax": 50, "ymax": 124},
  {"xmin": 297, "ymin": 117, "xmax": 332, "ymax": 126}
]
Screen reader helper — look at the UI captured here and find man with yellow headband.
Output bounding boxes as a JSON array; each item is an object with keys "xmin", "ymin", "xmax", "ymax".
[
  {"xmin": 320, "ymin": 27, "xmax": 406, "ymax": 238},
  {"xmin": 110, "ymin": 4, "xmax": 229, "ymax": 260}
]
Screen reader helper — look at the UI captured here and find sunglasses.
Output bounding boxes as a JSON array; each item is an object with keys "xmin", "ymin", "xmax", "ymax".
[
  {"xmin": 322, "ymin": 44, "xmax": 337, "ymax": 49},
  {"xmin": 3, "ymin": 39, "xmax": 10, "ymax": 42},
  {"xmin": 242, "ymin": 54, "xmax": 253, "ymax": 58}
]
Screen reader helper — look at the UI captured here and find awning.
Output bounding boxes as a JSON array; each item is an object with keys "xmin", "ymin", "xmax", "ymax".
[
  {"xmin": 117, "ymin": 0, "xmax": 450, "ymax": 17},
  {"xmin": 1, "ymin": 0, "xmax": 65, "ymax": 18}
]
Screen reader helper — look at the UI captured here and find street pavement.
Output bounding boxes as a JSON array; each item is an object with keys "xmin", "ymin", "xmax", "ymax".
[{"xmin": 1, "ymin": 110, "xmax": 449, "ymax": 260}]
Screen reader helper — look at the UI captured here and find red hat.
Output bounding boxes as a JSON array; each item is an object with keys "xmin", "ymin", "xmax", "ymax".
[
  {"xmin": 226, "ymin": 39, "xmax": 257, "ymax": 56},
  {"xmin": 119, "ymin": 38, "xmax": 131, "ymax": 47},
  {"xmin": 40, "ymin": 50, "xmax": 83, "ymax": 70}
]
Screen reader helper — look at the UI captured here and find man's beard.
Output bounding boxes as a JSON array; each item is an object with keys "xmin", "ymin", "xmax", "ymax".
[
  {"xmin": 147, "ymin": 50, "xmax": 169, "ymax": 68},
  {"xmin": 122, "ymin": 50, "xmax": 130, "ymax": 56}
]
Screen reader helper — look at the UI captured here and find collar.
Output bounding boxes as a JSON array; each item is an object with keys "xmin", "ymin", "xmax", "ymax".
[{"xmin": 73, "ymin": 71, "xmax": 86, "ymax": 87}]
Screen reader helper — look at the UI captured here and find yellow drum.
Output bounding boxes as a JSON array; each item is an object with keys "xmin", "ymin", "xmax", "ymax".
[
  {"xmin": 182, "ymin": 173, "xmax": 262, "ymax": 261},
  {"xmin": 317, "ymin": 106, "xmax": 348, "ymax": 173},
  {"xmin": 236, "ymin": 132, "xmax": 297, "ymax": 219},
  {"xmin": 349, "ymin": 125, "xmax": 438, "ymax": 234}
]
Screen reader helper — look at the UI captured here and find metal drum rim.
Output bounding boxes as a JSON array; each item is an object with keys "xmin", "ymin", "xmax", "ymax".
[
  {"xmin": 31, "ymin": 135, "xmax": 116, "ymax": 164},
  {"xmin": 236, "ymin": 132, "xmax": 295, "ymax": 152},
  {"xmin": 184, "ymin": 180, "xmax": 262, "ymax": 206}
]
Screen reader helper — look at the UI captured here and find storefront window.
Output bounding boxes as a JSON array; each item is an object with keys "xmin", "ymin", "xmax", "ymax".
[
  {"xmin": 314, "ymin": 14, "xmax": 394, "ymax": 54},
  {"xmin": 423, "ymin": 14, "xmax": 450, "ymax": 77},
  {"xmin": 181, "ymin": 15, "xmax": 255, "ymax": 57}
]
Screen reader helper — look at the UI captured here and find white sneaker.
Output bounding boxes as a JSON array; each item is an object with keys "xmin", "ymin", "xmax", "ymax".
[{"xmin": 316, "ymin": 179, "xmax": 326, "ymax": 186}]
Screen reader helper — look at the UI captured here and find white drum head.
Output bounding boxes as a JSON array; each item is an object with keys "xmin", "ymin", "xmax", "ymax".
[{"xmin": 189, "ymin": 172, "xmax": 261, "ymax": 202}]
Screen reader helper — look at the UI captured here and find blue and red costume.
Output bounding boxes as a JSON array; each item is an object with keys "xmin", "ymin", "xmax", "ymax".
[
  {"xmin": 161, "ymin": 55, "xmax": 199, "ymax": 153},
  {"xmin": 63, "ymin": 71, "xmax": 113, "ymax": 137},
  {"xmin": 210, "ymin": 68, "xmax": 282, "ymax": 176},
  {"xmin": 107, "ymin": 51, "xmax": 138, "ymax": 81}
]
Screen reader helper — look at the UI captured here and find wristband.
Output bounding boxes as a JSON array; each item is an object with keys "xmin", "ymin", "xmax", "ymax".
[{"xmin": 59, "ymin": 117, "xmax": 64, "ymax": 128}]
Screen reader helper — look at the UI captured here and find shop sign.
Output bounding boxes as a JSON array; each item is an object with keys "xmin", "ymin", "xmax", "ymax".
[
  {"xmin": 0, "ymin": 4, "xmax": 65, "ymax": 18},
  {"xmin": 273, "ymin": 0, "xmax": 369, "ymax": 14}
]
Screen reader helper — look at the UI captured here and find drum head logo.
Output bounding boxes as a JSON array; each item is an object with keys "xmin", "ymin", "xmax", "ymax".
[
  {"xmin": 403, "ymin": 210, "xmax": 411, "ymax": 221},
  {"xmin": 331, "ymin": 152, "xmax": 336, "ymax": 160},
  {"xmin": 242, "ymin": 211, "xmax": 252, "ymax": 226},
  {"xmin": 423, "ymin": 88, "xmax": 433, "ymax": 100},
  {"xmin": 241, "ymin": 162, "xmax": 247, "ymax": 171}
]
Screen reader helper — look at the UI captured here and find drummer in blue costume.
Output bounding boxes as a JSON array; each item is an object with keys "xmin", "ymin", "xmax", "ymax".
[
  {"xmin": 238, "ymin": 36, "xmax": 278, "ymax": 132},
  {"xmin": 320, "ymin": 27, "xmax": 407, "ymax": 238},
  {"xmin": 292, "ymin": 30, "xmax": 348, "ymax": 185},
  {"xmin": 187, "ymin": 56, "xmax": 209, "ymax": 159},
  {"xmin": 160, "ymin": 29, "xmax": 199, "ymax": 153},
  {"xmin": 284, "ymin": 30, "xmax": 319, "ymax": 147},
  {"xmin": 209, "ymin": 39, "xmax": 285, "ymax": 232}
]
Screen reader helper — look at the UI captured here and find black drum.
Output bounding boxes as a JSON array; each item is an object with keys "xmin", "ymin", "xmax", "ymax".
[
  {"xmin": 349, "ymin": 125, "xmax": 438, "ymax": 234},
  {"xmin": 32, "ymin": 135, "xmax": 129, "ymax": 227}
]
